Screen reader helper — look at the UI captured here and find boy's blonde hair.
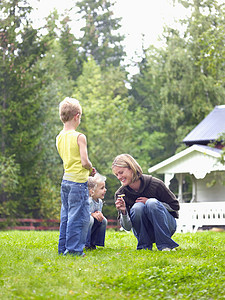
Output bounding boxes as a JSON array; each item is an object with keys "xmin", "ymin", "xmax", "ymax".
[
  {"xmin": 112, "ymin": 154, "xmax": 143, "ymax": 183},
  {"xmin": 59, "ymin": 97, "xmax": 82, "ymax": 123},
  {"xmin": 88, "ymin": 173, "xmax": 106, "ymax": 191}
]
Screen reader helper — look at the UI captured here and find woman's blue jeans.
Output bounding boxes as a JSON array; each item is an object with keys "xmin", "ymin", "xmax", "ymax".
[
  {"xmin": 85, "ymin": 216, "xmax": 107, "ymax": 247},
  {"xmin": 58, "ymin": 180, "xmax": 90, "ymax": 255},
  {"xmin": 130, "ymin": 198, "xmax": 179, "ymax": 250}
]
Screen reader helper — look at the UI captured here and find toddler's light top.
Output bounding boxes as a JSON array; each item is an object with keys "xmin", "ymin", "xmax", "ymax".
[
  {"xmin": 89, "ymin": 197, "xmax": 103, "ymax": 213},
  {"xmin": 56, "ymin": 130, "xmax": 89, "ymax": 183}
]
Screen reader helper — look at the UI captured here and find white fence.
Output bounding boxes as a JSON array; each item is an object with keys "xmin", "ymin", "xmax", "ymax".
[{"xmin": 176, "ymin": 202, "xmax": 225, "ymax": 233}]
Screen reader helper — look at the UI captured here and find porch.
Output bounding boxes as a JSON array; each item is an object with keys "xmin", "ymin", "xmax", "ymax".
[{"xmin": 176, "ymin": 201, "xmax": 225, "ymax": 233}]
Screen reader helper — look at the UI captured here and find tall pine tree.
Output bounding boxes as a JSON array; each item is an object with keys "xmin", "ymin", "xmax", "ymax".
[
  {"xmin": 59, "ymin": 15, "xmax": 83, "ymax": 82},
  {"xmin": 0, "ymin": 0, "xmax": 48, "ymax": 217},
  {"xmin": 76, "ymin": 0, "xmax": 126, "ymax": 69}
]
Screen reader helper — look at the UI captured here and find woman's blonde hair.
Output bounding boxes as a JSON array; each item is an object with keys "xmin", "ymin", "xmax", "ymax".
[
  {"xmin": 112, "ymin": 154, "xmax": 143, "ymax": 183},
  {"xmin": 59, "ymin": 97, "xmax": 82, "ymax": 123}
]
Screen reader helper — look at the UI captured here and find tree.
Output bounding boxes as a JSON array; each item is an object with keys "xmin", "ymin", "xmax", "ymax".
[
  {"xmin": 73, "ymin": 57, "xmax": 152, "ymax": 214},
  {"xmin": 130, "ymin": 0, "xmax": 225, "ymax": 164},
  {"xmin": 130, "ymin": 39, "xmax": 185, "ymax": 163},
  {"xmin": 59, "ymin": 15, "xmax": 83, "ymax": 82},
  {"xmin": 0, "ymin": 0, "xmax": 49, "ymax": 217},
  {"xmin": 74, "ymin": 57, "xmax": 152, "ymax": 171},
  {"xmin": 175, "ymin": 0, "xmax": 225, "ymax": 119},
  {"xmin": 75, "ymin": 0, "xmax": 126, "ymax": 69},
  {"xmin": 24, "ymin": 9, "xmax": 77, "ymax": 219},
  {"xmin": 35, "ymin": 38, "xmax": 75, "ymax": 219},
  {"xmin": 0, "ymin": 154, "xmax": 20, "ymax": 217}
]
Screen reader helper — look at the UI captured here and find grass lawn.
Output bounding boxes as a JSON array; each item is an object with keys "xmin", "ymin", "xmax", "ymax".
[{"xmin": 0, "ymin": 230, "xmax": 224, "ymax": 299}]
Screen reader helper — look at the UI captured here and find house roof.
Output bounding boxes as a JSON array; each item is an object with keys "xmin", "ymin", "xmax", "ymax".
[
  {"xmin": 148, "ymin": 144, "xmax": 224, "ymax": 179},
  {"xmin": 183, "ymin": 105, "xmax": 225, "ymax": 145}
]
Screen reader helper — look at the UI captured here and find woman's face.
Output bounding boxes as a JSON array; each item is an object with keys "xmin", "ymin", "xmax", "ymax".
[{"xmin": 112, "ymin": 166, "xmax": 133, "ymax": 186}]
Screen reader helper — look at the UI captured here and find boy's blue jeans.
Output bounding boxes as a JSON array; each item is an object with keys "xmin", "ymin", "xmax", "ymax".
[
  {"xmin": 130, "ymin": 198, "xmax": 179, "ymax": 250},
  {"xmin": 58, "ymin": 180, "xmax": 89, "ymax": 256}
]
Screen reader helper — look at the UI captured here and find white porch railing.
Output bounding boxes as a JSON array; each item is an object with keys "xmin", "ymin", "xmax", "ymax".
[{"xmin": 176, "ymin": 202, "xmax": 225, "ymax": 233}]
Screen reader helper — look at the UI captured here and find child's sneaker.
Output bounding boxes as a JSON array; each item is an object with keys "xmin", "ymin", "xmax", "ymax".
[{"xmin": 162, "ymin": 247, "xmax": 176, "ymax": 251}]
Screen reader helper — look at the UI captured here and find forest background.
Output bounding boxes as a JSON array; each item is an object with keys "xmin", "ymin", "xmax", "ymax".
[{"xmin": 1, "ymin": 0, "xmax": 225, "ymax": 221}]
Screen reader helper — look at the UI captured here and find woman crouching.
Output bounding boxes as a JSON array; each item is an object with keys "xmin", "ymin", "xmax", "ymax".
[{"xmin": 112, "ymin": 154, "xmax": 179, "ymax": 251}]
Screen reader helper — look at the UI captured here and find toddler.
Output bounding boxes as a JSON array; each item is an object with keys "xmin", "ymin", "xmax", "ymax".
[{"xmin": 85, "ymin": 173, "xmax": 107, "ymax": 250}]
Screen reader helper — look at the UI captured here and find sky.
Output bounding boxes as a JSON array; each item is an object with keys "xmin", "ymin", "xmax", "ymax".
[{"xmin": 29, "ymin": 0, "xmax": 189, "ymax": 73}]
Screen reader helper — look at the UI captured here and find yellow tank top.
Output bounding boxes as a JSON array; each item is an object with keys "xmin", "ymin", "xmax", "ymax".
[{"xmin": 56, "ymin": 130, "xmax": 89, "ymax": 183}]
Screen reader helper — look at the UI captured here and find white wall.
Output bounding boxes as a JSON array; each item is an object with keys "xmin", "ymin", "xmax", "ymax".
[{"xmin": 196, "ymin": 172, "xmax": 225, "ymax": 202}]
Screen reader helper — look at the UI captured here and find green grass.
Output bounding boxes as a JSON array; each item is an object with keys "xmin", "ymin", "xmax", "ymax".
[{"xmin": 0, "ymin": 230, "xmax": 224, "ymax": 299}]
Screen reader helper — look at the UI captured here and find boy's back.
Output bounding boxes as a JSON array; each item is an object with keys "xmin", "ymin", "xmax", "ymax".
[
  {"xmin": 56, "ymin": 130, "xmax": 89, "ymax": 183},
  {"xmin": 57, "ymin": 97, "xmax": 95, "ymax": 257}
]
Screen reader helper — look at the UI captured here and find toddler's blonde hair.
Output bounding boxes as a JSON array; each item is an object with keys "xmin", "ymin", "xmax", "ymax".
[{"xmin": 88, "ymin": 173, "xmax": 106, "ymax": 191}]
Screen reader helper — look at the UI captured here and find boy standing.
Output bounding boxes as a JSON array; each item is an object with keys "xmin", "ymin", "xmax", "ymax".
[
  {"xmin": 85, "ymin": 173, "xmax": 107, "ymax": 250},
  {"xmin": 56, "ymin": 97, "xmax": 95, "ymax": 257}
]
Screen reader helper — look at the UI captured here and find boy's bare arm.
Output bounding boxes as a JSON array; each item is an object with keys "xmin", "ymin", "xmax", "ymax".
[{"xmin": 77, "ymin": 134, "xmax": 92, "ymax": 170}]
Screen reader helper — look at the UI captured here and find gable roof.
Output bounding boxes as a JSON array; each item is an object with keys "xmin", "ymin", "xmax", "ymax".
[
  {"xmin": 148, "ymin": 144, "xmax": 224, "ymax": 179},
  {"xmin": 183, "ymin": 105, "xmax": 225, "ymax": 146}
]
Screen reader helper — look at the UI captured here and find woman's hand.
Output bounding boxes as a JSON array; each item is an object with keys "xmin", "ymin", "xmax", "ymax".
[
  {"xmin": 115, "ymin": 197, "xmax": 126, "ymax": 214},
  {"xmin": 135, "ymin": 197, "xmax": 148, "ymax": 204}
]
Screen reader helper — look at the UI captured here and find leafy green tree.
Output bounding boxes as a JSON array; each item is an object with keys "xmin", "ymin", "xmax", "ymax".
[
  {"xmin": 35, "ymin": 38, "xmax": 75, "ymax": 219},
  {"xmin": 73, "ymin": 57, "xmax": 153, "ymax": 217},
  {"xmin": 0, "ymin": 0, "xmax": 49, "ymax": 217},
  {"xmin": 179, "ymin": 0, "xmax": 225, "ymax": 120},
  {"xmin": 59, "ymin": 16, "xmax": 83, "ymax": 82},
  {"xmin": 131, "ymin": 0, "xmax": 225, "ymax": 164},
  {"xmin": 74, "ymin": 57, "xmax": 151, "ymax": 172},
  {"xmin": 25, "ymin": 9, "xmax": 77, "ymax": 219},
  {"xmin": 75, "ymin": 0, "xmax": 126, "ymax": 69},
  {"xmin": 0, "ymin": 154, "xmax": 20, "ymax": 217},
  {"xmin": 130, "ymin": 40, "xmax": 184, "ymax": 163}
]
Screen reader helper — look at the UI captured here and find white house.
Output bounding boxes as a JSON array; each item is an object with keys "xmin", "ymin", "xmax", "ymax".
[{"xmin": 148, "ymin": 105, "xmax": 225, "ymax": 232}]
